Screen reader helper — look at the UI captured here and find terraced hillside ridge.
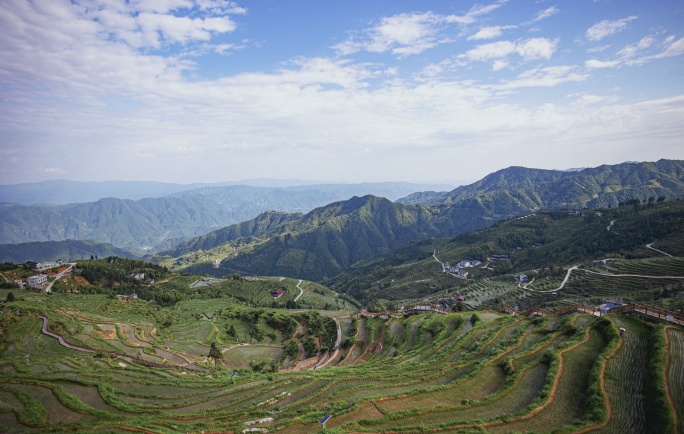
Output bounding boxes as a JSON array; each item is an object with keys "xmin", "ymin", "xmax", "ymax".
[
  {"xmin": 328, "ymin": 199, "xmax": 684, "ymax": 311},
  {"xmin": 0, "ymin": 289, "xmax": 681, "ymax": 433}
]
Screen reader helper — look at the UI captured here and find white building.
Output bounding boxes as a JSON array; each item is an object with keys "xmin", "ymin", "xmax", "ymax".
[{"xmin": 28, "ymin": 274, "xmax": 48, "ymax": 289}]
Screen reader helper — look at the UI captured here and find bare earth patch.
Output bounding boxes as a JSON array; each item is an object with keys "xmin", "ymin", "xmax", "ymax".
[{"xmin": 93, "ymin": 329, "xmax": 116, "ymax": 339}]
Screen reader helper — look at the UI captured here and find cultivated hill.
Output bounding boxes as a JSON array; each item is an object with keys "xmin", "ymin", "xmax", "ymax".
[
  {"xmin": 327, "ymin": 200, "xmax": 684, "ymax": 311},
  {"xmin": 0, "ymin": 286, "xmax": 680, "ymax": 433}
]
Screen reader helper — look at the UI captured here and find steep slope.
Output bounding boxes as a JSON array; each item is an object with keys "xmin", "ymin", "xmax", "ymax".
[
  {"xmin": 184, "ymin": 196, "xmax": 441, "ymax": 281},
  {"xmin": 159, "ymin": 210, "xmax": 302, "ymax": 257}
]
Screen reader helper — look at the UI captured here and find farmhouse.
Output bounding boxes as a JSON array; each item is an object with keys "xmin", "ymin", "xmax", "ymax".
[
  {"xmin": 599, "ymin": 298, "xmax": 624, "ymax": 312},
  {"xmin": 458, "ymin": 260, "xmax": 481, "ymax": 268},
  {"xmin": 27, "ymin": 274, "xmax": 48, "ymax": 288},
  {"xmin": 25, "ymin": 260, "xmax": 61, "ymax": 271},
  {"xmin": 272, "ymin": 289, "xmax": 284, "ymax": 298},
  {"xmin": 516, "ymin": 274, "xmax": 528, "ymax": 283},
  {"xmin": 454, "ymin": 295, "xmax": 465, "ymax": 302}
]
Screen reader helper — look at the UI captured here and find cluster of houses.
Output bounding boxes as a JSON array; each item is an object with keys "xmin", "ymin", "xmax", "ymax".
[
  {"xmin": 599, "ymin": 298, "xmax": 624, "ymax": 312},
  {"xmin": 25, "ymin": 260, "xmax": 63, "ymax": 271},
  {"xmin": 439, "ymin": 294, "xmax": 466, "ymax": 309},
  {"xmin": 443, "ymin": 260, "xmax": 482, "ymax": 279}
]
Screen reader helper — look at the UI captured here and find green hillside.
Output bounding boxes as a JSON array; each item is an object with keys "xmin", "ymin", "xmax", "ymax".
[
  {"xmin": 327, "ymin": 200, "xmax": 684, "ymax": 311},
  {"xmin": 0, "ymin": 287, "xmax": 680, "ymax": 433},
  {"xmin": 179, "ymin": 195, "xmax": 443, "ymax": 281},
  {"xmin": 156, "ymin": 160, "xmax": 684, "ymax": 284}
]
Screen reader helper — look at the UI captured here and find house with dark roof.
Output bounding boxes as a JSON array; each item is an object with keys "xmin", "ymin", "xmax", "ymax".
[{"xmin": 599, "ymin": 298, "xmax": 624, "ymax": 312}]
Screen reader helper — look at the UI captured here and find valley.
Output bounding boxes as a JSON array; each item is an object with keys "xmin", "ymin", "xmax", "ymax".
[{"xmin": 1, "ymin": 160, "xmax": 683, "ymax": 432}]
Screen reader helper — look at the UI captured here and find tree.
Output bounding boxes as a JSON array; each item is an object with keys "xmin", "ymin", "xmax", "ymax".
[
  {"xmin": 208, "ymin": 342, "xmax": 223, "ymax": 369},
  {"xmin": 226, "ymin": 324, "xmax": 238, "ymax": 341},
  {"xmin": 6, "ymin": 292, "xmax": 14, "ymax": 302}
]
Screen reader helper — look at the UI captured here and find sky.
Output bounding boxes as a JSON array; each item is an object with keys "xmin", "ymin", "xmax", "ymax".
[{"xmin": 1, "ymin": 0, "xmax": 683, "ymax": 185}]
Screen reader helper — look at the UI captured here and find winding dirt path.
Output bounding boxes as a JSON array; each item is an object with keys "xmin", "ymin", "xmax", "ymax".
[
  {"xmin": 39, "ymin": 315, "xmax": 95, "ymax": 353},
  {"xmin": 294, "ymin": 279, "xmax": 304, "ymax": 302},
  {"xmin": 524, "ymin": 263, "xmax": 684, "ymax": 294},
  {"xmin": 646, "ymin": 242, "xmax": 673, "ymax": 257}
]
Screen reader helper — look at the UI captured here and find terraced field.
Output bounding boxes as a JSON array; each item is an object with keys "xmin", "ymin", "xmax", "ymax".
[{"xmin": 0, "ymin": 290, "xmax": 681, "ymax": 433}]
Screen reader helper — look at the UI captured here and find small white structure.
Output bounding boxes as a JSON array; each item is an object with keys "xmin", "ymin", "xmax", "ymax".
[{"xmin": 27, "ymin": 274, "xmax": 48, "ymax": 289}]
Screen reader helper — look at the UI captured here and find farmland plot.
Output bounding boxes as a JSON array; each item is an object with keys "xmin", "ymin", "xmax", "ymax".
[
  {"xmin": 667, "ymin": 327, "xmax": 684, "ymax": 434},
  {"xmin": 488, "ymin": 327, "xmax": 609, "ymax": 433},
  {"xmin": 595, "ymin": 316, "xmax": 648, "ymax": 434}
]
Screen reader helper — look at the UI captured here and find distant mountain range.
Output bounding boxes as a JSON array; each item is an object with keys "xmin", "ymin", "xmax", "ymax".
[
  {"xmin": 1, "ymin": 160, "xmax": 683, "ymax": 268},
  {"xmin": 398, "ymin": 159, "xmax": 684, "ymax": 208},
  {"xmin": 0, "ymin": 181, "xmax": 455, "ymax": 255},
  {"xmin": 162, "ymin": 159, "xmax": 684, "ymax": 282},
  {"xmin": 0, "ymin": 240, "xmax": 137, "ymax": 264}
]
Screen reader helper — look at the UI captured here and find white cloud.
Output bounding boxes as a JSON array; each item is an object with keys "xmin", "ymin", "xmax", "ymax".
[
  {"xmin": 463, "ymin": 38, "xmax": 557, "ymax": 64},
  {"xmin": 136, "ymin": 13, "xmax": 235, "ymax": 46},
  {"xmin": 333, "ymin": 2, "xmax": 508, "ymax": 57},
  {"xmin": 492, "ymin": 59, "xmax": 508, "ymax": 71},
  {"xmin": 497, "ymin": 66, "xmax": 588, "ymax": 90},
  {"xmin": 650, "ymin": 36, "xmax": 684, "ymax": 59},
  {"xmin": 618, "ymin": 36, "xmax": 655, "ymax": 59},
  {"xmin": 586, "ymin": 16, "xmax": 637, "ymax": 42},
  {"xmin": 333, "ymin": 12, "xmax": 444, "ymax": 56},
  {"xmin": 516, "ymin": 38, "xmax": 557, "ymax": 59},
  {"xmin": 468, "ymin": 25, "xmax": 516, "ymax": 41},
  {"xmin": 530, "ymin": 6, "xmax": 559, "ymax": 23},
  {"xmin": 1, "ymin": 0, "xmax": 683, "ymax": 184},
  {"xmin": 585, "ymin": 59, "xmax": 620, "ymax": 69},
  {"xmin": 571, "ymin": 94, "xmax": 618, "ymax": 105},
  {"xmin": 464, "ymin": 40, "xmax": 517, "ymax": 61}
]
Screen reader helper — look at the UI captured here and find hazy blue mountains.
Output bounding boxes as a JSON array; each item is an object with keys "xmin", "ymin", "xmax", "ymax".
[
  {"xmin": 0, "ymin": 182, "xmax": 454, "ymax": 254},
  {"xmin": 0, "ymin": 240, "xmax": 137, "ymax": 264}
]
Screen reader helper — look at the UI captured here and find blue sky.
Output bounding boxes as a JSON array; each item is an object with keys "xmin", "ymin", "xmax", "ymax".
[{"xmin": 1, "ymin": 0, "xmax": 683, "ymax": 185}]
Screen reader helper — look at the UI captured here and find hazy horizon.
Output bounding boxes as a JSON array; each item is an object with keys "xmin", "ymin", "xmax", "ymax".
[{"xmin": 1, "ymin": 0, "xmax": 683, "ymax": 185}]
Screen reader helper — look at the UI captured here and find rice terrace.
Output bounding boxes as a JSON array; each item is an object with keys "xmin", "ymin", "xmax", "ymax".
[{"xmin": 0, "ymin": 281, "xmax": 683, "ymax": 433}]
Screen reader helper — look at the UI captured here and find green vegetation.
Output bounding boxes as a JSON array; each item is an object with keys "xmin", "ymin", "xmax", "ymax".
[
  {"xmin": 329, "ymin": 200, "xmax": 684, "ymax": 310},
  {"xmin": 1, "ymin": 277, "xmax": 680, "ymax": 433},
  {"xmin": 1, "ymin": 161, "xmax": 683, "ymax": 432}
]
